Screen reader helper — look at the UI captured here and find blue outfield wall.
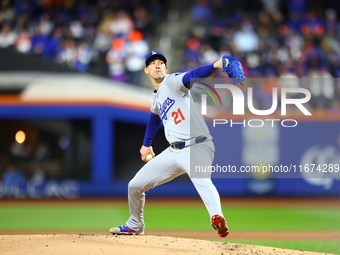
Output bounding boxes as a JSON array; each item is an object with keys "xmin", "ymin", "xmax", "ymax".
[
  {"xmin": 0, "ymin": 104, "xmax": 339, "ymax": 198},
  {"xmin": 209, "ymin": 120, "xmax": 340, "ymax": 196}
]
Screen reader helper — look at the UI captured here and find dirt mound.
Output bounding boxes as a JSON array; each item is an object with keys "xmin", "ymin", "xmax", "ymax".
[{"xmin": 0, "ymin": 234, "xmax": 331, "ymax": 255}]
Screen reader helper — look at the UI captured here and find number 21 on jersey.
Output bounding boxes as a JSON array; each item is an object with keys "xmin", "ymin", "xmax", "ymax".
[{"xmin": 172, "ymin": 108, "xmax": 185, "ymax": 125}]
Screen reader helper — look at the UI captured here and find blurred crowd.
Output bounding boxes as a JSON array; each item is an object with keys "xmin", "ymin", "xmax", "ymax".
[
  {"xmin": 0, "ymin": 0, "xmax": 165, "ymax": 84},
  {"xmin": 184, "ymin": 0, "xmax": 340, "ymax": 112},
  {"xmin": 1, "ymin": 0, "xmax": 340, "ymax": 112}
]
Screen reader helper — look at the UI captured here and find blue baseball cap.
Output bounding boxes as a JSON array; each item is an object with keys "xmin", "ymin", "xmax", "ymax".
[{"xmin": 145, "ymin": 50, "xmax": 167, "ymax": 66}]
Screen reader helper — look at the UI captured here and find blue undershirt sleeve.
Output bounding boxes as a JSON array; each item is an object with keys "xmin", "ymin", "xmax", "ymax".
[
  {"xmin": 143, "ymin": 112, "xmax": 162, "ymax": 147},
  {"xmin": 182, "ymin": 63, "xmax": 217, "ymax": 88}
]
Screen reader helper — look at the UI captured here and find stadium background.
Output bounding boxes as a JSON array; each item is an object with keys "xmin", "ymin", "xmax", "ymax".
[
  {"xmin": 0, "ymin": 0, "xmax": 339, "ymax": 254},
  {"xmin": 0, "ymin": 0, "xmax": 339, "ymax": 198}
]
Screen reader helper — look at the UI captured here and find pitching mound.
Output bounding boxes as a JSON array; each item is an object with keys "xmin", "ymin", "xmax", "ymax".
[{"xmin": 0, "ymin": 234, "xmax": 330, "ymax": 255}]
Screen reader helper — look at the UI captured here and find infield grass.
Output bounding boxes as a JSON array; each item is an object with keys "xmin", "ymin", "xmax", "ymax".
[
  {"xmin": 145, "ymin": 206, "xmax": 340, "ymax": 231},
  {"xmin": 0, "ymin": 205, "xmax": 339, "ymax": 231}
]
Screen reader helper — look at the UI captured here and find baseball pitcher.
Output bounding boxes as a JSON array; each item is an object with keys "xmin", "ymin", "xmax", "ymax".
[{"xmin": 110, "ymin": 51, "xmax": 245, "ymax": 237}]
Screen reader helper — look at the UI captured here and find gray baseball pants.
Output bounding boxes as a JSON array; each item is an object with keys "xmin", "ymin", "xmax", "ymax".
[{"xmin": 126, "ymin": 141, "xmax": 224, "ymax": 232}]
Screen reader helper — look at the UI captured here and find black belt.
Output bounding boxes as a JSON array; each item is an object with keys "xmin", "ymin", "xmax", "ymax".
[{"xmin": 171, "ymin": 136, "xmax": 207, "ymax": 150}]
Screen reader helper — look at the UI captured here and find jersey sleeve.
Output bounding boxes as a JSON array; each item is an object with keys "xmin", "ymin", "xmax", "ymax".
[
  {"xmin": 164, "ymin": 73, "xmax": 188, "ymax": 94},
  {"xmin": 143, "ymin": 112, "xmax": 162, "ymax": 147},
  {"xmin": 150, "ymin": 91, "xmax": 159, "ymax": 114},
  {"xmin": 182, "ymin": 63, "xmax": 217, "ymax": 88}
]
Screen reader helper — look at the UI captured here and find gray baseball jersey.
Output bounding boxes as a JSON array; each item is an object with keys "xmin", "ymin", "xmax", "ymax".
[{"xmin": 150, "ymin": 73, "xmax": 212, "ymax": 144}]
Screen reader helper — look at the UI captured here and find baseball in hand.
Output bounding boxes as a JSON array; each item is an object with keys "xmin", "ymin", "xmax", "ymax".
[{"xmin": 146, "ymin": 154, "xmax": 153, "ymax": 162}]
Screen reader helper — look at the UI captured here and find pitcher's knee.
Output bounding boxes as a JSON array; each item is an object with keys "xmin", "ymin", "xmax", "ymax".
[
  {"xmin": 128, "ymin": 178, "xmax": 154, "ymax": 194},
  {"xmin": 128, "ymin": 179, "xmax": 142, "ymax": 193}
]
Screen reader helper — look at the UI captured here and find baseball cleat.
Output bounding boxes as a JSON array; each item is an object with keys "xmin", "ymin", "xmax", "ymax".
[
  {"xmin": 211, "ymin": 214, "xmax": 229, "ymax": 237},
  {"xmin": 109, "ymin": 224, "xmax": 144, "ymax": 235}
]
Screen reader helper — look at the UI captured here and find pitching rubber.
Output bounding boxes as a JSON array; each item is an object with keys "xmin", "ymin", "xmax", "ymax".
[
  {"xmin": 211, "ymin": 214, "xmax": 229, "ymax": 237},
  {"xmin": 110, "ymin": 232, "xmax": 142, "ymax": 235}
]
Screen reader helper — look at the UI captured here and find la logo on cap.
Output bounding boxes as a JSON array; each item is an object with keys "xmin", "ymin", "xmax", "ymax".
[{"xmin": 152, "ymin": 51, "xmax": 157, "ymax": 55}]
